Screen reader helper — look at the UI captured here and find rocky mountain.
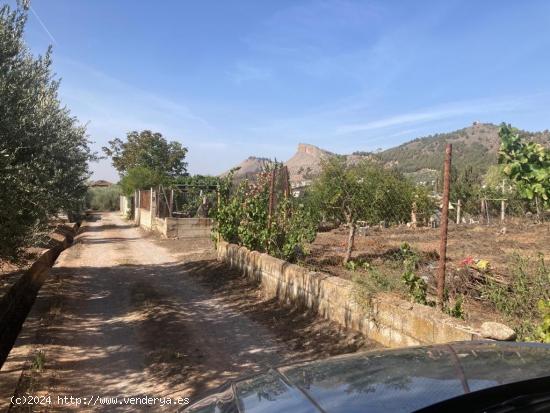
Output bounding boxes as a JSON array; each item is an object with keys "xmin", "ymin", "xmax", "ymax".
[
  {"xmin": 285, "ymin": 143, "xmax": 333, "ymax": 184},
  {"xmin": 222, "ymin": 144, "xmax": 333, "ymax": 185},
  {"xmin": 220, "ymin": 156, "xmax": 273, "ymax": 180}
]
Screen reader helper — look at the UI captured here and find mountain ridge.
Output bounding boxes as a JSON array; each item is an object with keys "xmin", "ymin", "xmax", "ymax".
[{"xmin": 222, "ymin": 122, "xmax": 550, "ymax": 183}]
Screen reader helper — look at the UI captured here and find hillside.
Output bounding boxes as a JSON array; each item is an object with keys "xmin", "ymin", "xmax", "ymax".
[
  {"xmin": 377, "ymin": 122, "xmax": 550, "ymax": 174},
  {"xmin": 222, "ymin": 123, "xmax": 550, "ymax": 183}
]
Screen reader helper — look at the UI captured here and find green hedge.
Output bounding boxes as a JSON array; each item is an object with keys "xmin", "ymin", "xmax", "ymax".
[{"xmin": 85, "ymin": 186, "xmax": 121, "ymax": 211}]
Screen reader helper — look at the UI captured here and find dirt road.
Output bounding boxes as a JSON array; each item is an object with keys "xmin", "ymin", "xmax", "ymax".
[{"xmin": 12, "ymin": 212, "xmax": 376, "ymax": 411}]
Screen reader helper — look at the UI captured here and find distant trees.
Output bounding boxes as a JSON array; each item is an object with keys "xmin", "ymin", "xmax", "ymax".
[
  {"xmin": 119, "ymin": 166, "xmax": 168, "ymax": 196},
  {"xmin": 0, "ymin": 3, "xmax": 93, "ymax": 260},
  {"xmin": 450, "ymin": 166, "xmax": 482, "ymax": 215},
  {"xmin": 499, "ymin": 123, "xmax": 550, "ymax": 218},
  {"xmin": 86, "ymin": 186, "xmax": 121, "ymax": 211},
  {"xmin": 103, "ymin": 130, "xmax": 188, "ymax": 193}
]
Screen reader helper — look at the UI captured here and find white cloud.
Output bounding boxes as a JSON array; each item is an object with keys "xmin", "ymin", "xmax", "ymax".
[{"xmin": 335, "ymin": 98, "xmax": 522, "ymax": 134}]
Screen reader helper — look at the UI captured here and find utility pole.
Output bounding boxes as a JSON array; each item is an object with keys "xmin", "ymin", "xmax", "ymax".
[{"xmin": 437, "ymin": 144, "xmax": 452, "ymax": 311}]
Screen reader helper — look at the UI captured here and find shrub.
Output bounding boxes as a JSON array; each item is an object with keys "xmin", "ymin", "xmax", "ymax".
[
  {"xmin": 481, "ymin": 254, "xmax": 550, "ymax": 340},
  {"xmin": 400, "ymin": 244, "xmax": 428, "ymax": 305},
  {"xmin": 532, "ymin": 300, "xmax": 550, "ymax": 343},
  {"xmin": 85, "ymin": 186, "xmax": 121, "ymax": 211},
  {"xmin": 214, "ymin": 168, "xmax": 318, "ymax": 262}
]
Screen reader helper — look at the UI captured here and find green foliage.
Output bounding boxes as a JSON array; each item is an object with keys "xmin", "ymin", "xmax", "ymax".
[
  {"xmin": 481, "ymin": 254, "xmax": 550, "ymax": 340},
  {"xmin": 309, "ymin": 158, "xmax": 432, "ymax": 263},
  {"xmin": 345, "ymin": 258, "xmax": 374, "ymax": 272},
  {"xmin": 445, "ymin": 295, "xmax": 465, "ymax": 319},
  {"xmin": 352, "ymin": 262, "xmax": 401, "ymax": 309},
  {"xmin": 85, "ymin": 186, "xmax": 121, "ymax": 211},
  {"xmin": 377, "ymin": 122, "xmax": 550, "ymax": 176},
  {"xmin": 499, "ymin": 123, "xmax": 550, "ymax": 209},
  {"xmin": 215, "ymin": 174, "xmax": 245, "ymax": 244},
  {"xmin": 311, "ymin": 157, "xmax": 417, "ymax": 226},
  {"xmin": 237, "ymin": 174, "xmax": 271, "ymax": 252},
  {"xmin": 411, "ymin": 185, "xmax": 436, "ymax": 223},
  {"xmin": 269, "ymin": 198, "xmax": 318, "ymax": 262},
  {"xmin": 0, "ymin": 3, "xmax": 94, "ymax": 260},
  {"xmin": 345, "ymin": 260, "xmax": 359, "ymax": 271},
  {"xmin": 450, "ymin": 166, "xmax": 482, "ymax": 215},
  {"xmin": 214, "ymin": 167, "xmax": 318, "ymax": 262},
  {"xmin": 481, "ymin": 165, "xmax": 530, "ymax": 215},
  {"xmin": 119, "ymin": 166, "xmax": 169, "ymax": 196},
  {"xmin": 400, "ymin": 243, "xmax": 428, "ymax": 305},
  {"xmin": 171, "ymin": 175, "xmax": 219, "ymax": 218},
  {"xmin": 103, "ymin": 130, "xmax": 188, "ymax": 177},
  {"xmin": 32, "ymin": 350, "xmax": 46, "ymax": 372},
  {"xmin": 532, "ymin": 300, "xmax": 550, "ymax": 343}
]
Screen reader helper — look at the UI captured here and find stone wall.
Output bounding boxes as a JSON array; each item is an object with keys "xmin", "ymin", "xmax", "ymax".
[
  {"xmin": 140, "ymin": 214, "xmax": 212, "ymax": 239},
  {"xmin": 217, "ymin": 241, "xmax": 483, "ymax": 348},
  {"xmin": 163, "ymin": 217, "xmax": 213, "ymax": 239}
]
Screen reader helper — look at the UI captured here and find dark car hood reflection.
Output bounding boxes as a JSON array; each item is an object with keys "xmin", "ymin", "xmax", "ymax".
[{"xmin": 185, "ymin": 341, "xmax": 550, "ymax": 413}]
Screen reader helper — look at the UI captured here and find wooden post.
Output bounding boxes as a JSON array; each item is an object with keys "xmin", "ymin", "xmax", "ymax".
[
  {"xmin": 150, "ymin": 187, "xmax": 154, "ymax": 227},
  {"xmin": 169, "ymin": 189, "xmax": 174, "ymax": 217},
  {"xmin": 266, "ymin": 168, "xmax": 276, "ymax": 250},
  {"xmin": 456, "ymin": 199, "xmax": 461, "ymax": 225},
  {"xmin": 216, "ymin": 185, "xmax": 221, "ymax": 243},
  {"xmin": 411, "ymin": 202, "xmax": 417, "ymax": 228},
  {"xmin": 282, "ymin": 166, "xmax": 292, "ymax": 220},
  {"xmin": 437, "ymin": 144, "xmax": 452, "ymax": 311},
  {"xmin": 480, "ymin": 199, "xmax": 486, "ymax": 224},
  {"xmin": 500, "ymin": 180, "xmax": 505, "ymax": 224},
  {"xmin": 135, "ymin": 189, "xmax": 140, "ymax": 225}
]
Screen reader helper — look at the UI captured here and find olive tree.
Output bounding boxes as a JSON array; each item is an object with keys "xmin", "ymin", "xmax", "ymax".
[
  {"xmin": 0, "ymin": 2, "xmax": 94, "ymax": 260},
  {"xmin": 309, "ymin": 157, "xmax": 426, "ymax": 264}
]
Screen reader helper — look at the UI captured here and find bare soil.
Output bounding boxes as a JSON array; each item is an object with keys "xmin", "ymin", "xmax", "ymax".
[
  {"xmin": 305, "ymin": 220, "xmax": 550, "ymax": 328},
  {"xmin": 13, "ymin": 212, "xmax": 377, "ymax": 412}
]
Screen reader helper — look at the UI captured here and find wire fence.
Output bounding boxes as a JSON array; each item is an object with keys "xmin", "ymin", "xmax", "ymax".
[{"xmin": 156, "ymin": 184, "xmax": 219, "ymax": 219}]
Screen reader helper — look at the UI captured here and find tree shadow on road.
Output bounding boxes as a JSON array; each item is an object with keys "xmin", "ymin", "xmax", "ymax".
[{"xmin": 11, "ymin": 256, "xmax": 379, "ymax": 405}]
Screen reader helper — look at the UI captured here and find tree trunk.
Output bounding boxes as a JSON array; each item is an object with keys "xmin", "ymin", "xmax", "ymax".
[
  {"xmin": 343, "ymin": 222, "xmax": 356, "ymax": 265},
  {"xmin": 535, "ymin": 195, "xmax": 542, "ymax": 222}
]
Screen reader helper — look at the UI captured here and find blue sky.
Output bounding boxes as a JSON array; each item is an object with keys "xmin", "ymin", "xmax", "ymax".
[{"xmin": 17, "ymin": 0, "xmax": 550, "ymax": 180}]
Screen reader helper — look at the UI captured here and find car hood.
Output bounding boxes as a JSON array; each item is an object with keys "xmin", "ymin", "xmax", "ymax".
[{"xmin": 184, "ymin": 341, "xmax": 550, "ymax": 413}]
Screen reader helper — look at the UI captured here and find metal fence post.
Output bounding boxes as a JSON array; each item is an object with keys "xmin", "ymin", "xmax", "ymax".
[{"xmin": 437, "ymin": 144, "xmax": 452, "ymax": 310}]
